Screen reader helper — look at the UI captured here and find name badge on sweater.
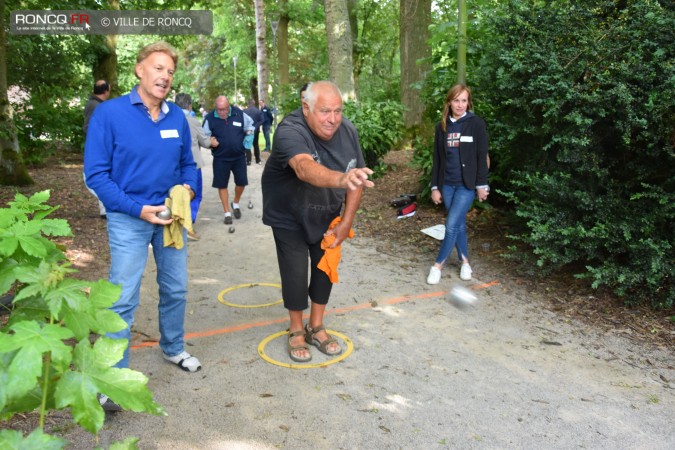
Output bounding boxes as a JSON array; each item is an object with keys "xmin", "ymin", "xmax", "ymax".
[
  {"xmin": 460, "ymin": 135, "xmax": 473, "ymax": 142},
  {"xmin": 232, "ymin": 121, "xmax": 242, "ymax": 127},
  {"xmin": 160, "ymin": 129, "xmax": 179, "ymax": 138}
]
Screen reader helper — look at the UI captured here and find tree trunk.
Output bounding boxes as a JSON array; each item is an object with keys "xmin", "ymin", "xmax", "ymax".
[
  {"xmin": 254, "ymin": 0, "xmax": 270, "ymax": 104},
  {"xmin": 278, "ymin": 0, "xmax": 290, "ymax": 106},
  {"xmin": 346, "ymin": 0, "xmax": 359, "ymax": 97},
  {"xmin": 92, "ymin": 1, "xmax": 120, "ymax": 97},
  {"xmin": 324, "ymin": 0, "xmax": 356, "ymax": 100},
  {"xmin": 0, "ymin": 0, "xmax": 33, "ymax": 186},
  {"xmin": 93, "ymin": 35, "xmax": 119, "ymax": 97},
  {"xmin": 457, "ymin": 0, "xmax": 467, "ymax": 85},
  {"xmin": 400, "ymin": 0, "xmax": 431, "ymax": 130}
]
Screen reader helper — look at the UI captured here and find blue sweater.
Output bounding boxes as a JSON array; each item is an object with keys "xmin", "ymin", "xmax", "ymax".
[{"xmin": 84, "ymin": 87, "xmax": 196, "ymax": 218}]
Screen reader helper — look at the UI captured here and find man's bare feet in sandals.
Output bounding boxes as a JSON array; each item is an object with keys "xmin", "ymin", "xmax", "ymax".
[
  {"xmin": 288, "ymin": 329, "xmax": 311, "ymax": 362},
  {"xmin": 305, "ymin": 324, "xmax": 342, "ymax": 355}
]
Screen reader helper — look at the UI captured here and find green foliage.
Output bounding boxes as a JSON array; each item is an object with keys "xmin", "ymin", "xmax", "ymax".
[
  {"xmin": 410, "ymin": 131, "xmax": 435, "ymax": 199},
  {"xmin": 476, "ymin": 0, "xmax": 674, "ymax": 307},
  {"xmin": 0, "ymin": 191, "xmax": 164, "ymax": 448},
  {"xmin": 7, "ymin": 31, "xmax": 97, "ymax": 160},
  {"xmin": 343, "ymin": 100, "xmax": 405, "ymax": 177},
  {"xmin": 351, "ymin": 0, "xmax": 401, "ymax": 102},
  {"xmin": 0, "ymin": 429, "xmax": 65, "ymax": 450}
]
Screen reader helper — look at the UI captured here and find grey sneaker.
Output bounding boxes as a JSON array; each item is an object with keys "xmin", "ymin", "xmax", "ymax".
[
  {"xmin": 224, "ymin": 214, "xmax": 233, "ymax": 225},
  {"xmin": 231, "ymin": 203, "xmax": 242, "ymax": 219}
]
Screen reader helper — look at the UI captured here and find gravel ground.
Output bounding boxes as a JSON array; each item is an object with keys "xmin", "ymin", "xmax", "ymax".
[{"xmin": 54, "ymin": 152, "xmax": 675, "ymax": 450}]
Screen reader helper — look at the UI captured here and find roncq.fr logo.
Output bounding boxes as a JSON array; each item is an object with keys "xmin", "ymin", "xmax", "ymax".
[{"xmin": 14, "ymin": 13, "xmax": 90, "ymax": 26}]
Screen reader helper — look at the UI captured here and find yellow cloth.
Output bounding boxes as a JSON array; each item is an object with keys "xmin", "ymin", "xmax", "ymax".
[
  {"xmin": 163, "ymin": 185, "xmax": 194, "ymax": 249},
  {"xmin": 317, "ymin": 217, "xmax": 354, "ymax": 283}
]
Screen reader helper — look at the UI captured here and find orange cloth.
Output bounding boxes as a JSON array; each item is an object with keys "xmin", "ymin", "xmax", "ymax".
[{"xmin": 317, "ymin": 217, "xmax": 354, "ymax": 283}]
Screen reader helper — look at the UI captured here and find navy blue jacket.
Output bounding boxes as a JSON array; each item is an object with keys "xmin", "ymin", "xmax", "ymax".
[
  {"xmin": 431, "ymin": 113, "xmax": 489, "ymax": 190},
  {"xmin": 261, "ymin": 105, "xmax": 273, "ymax": 127},
  {"xmin": 203, "ymin": 106, "xmax": 247, "ymax": 161}
]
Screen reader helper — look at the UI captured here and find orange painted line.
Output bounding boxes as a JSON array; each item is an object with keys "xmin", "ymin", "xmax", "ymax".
[
  {"xmin": 471, "ymin": 280, "xmax": 500, "ymax": 290},
  {"xmin": 130, "ymin": 280, "xmax": 501, "ymax": 350}
]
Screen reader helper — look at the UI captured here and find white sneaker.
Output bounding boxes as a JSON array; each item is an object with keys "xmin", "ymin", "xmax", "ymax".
[
  {"xmin": 427, "ymin": 266, "xmax": 441, "ymax": 285},
  {"xmin": 163, "ymin": 351, "xmax": 202, "ymax": 372},
  {"xmin": 460, "ymin": 263, "xmax": 472, "ymax": 281}
]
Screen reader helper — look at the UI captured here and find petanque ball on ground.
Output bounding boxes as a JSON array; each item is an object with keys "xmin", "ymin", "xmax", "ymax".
[
  {"xmin": 156, "ymin": 207, "xmax": 172, "ymax": 220},
  {"xmin": 229, "ymin": 226, "xmax": 235, "ymax": 233},
  {"xmin": 248, "ymin": 201, "xmax": 254, "ymax": 209},
  {"xmin": 450, "ymin": 285, "xmax": 477, "ymax": 310}
]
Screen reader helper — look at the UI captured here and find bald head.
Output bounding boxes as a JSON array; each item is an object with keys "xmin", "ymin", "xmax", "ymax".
[
  {"xmin": 303, "ymin": 81, "xmax": 341, "ymax": 112},
  {"xmin": 302, "ymin": 81, "xmax": 343, "ymax": 141},
  {"xmin": 215, "ymin": 96, "xmax": 230, "ymax": 117}
]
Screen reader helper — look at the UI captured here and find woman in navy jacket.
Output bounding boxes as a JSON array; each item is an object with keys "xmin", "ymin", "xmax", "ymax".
[{"xmin": 427, "ymin": 84, "xmax": 490, "ymax": 284}]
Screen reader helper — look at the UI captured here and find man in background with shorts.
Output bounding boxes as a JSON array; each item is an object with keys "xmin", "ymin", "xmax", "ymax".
[{"xmin": 203, "ymin": 95, "xmax": 254, "ymax": 224}]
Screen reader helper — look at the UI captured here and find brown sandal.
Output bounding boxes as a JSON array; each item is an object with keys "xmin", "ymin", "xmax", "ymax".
[
  {"xmin": 304, "ymin": 324, "xmax": 342, "ymax": 356},
  {"xmin": 288, "ymin": 329, "xmax": 312, "ymax": 362}
]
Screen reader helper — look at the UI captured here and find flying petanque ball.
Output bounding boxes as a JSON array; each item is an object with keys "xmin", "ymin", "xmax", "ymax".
[
  {"xmin": 449, "ymin": 285, "xmax": 477, "ymax": 310},
  {"xmin": 229, "ymin": 226, "xmax": 235, "ymax": 233},
  {"xmin": 156, "ymin": 207, "xmax": 172, "ymax": 220}
]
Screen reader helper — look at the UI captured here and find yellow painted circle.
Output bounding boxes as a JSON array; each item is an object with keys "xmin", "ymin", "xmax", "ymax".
[
  {"xmin": 218, "ymin": 283, "xmax": 283, "ymax": 308},
  {"xmin": 258, "ymin": 329, "xmax": 354, "ymax": 369}
]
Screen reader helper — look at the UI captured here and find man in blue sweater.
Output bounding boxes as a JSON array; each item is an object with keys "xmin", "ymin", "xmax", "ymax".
[{"xmin": 84, "ymin": 42, "xmax": 202, "ymax": 408}]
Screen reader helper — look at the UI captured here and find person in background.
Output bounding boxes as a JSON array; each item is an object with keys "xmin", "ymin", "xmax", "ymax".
[
  {"xmin": 262, "ymin": 81, "xmax": 374, "ymax": 362},
  {"xmin": 84, "ymin": 42, "xmax": 202, "ymax": 414},
  {"xmin": 175, "ymin": 92, "xmax": 212, "ymax": 240},
  {"xmin": 243, "ymin": 98, "xmax": 264, "ymax": 165},
  {"xmin": 259, "ymin": 99, "xmax": 274, "ymax": 152},
  {"xmin": 426, "ymin": 84, "xmax": 490, "ymax": 285},
  {"xmin": 83, "ymin": 79, "xmax": 111, "ymax": 219},
  {"xmin": 299, "ymin": 83, "xmax": 308, "ymax": 102},
  {"xmin": 202, "ymin": 96, "xmax": 255, "ymax": 224}
]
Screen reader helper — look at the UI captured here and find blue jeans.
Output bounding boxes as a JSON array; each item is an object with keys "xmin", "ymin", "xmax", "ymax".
[
  {"xmin": 435, "ymin": 185, "xmax": 475, "ymax": 266},
  {"xmin": 262, "ymin": 125, "xmax": 271, "ymax": 150},
  {"xmin": 106, "ymin": 212, "xmax": 189, "ymax": 368}
]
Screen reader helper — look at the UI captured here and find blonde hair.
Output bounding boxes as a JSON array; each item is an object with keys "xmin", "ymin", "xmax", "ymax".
[
  {"xmin": 135, "ymin": 41, "xmax": 178, "ymax": 79},
  {"xmin": 441, "ymin": 84, "xmax": 473, "ymax": 132}
]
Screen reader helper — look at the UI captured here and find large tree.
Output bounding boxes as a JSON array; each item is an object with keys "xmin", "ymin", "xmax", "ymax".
[
  {"xmin": 324, "ymin": 0, "xmax": 355, "ymax": 99},
  {"xmin": 0, "ymin": 0, "xmax": 32, "ymax": 186},
  {"xmin": 399, "ymin": 0, "xmax": 431, "ymax": 130},
  {"xmin": 91, "ymin": 0, "xmax": 120, "ymax": 97},
  {"xmin": 277, "ymin": 0, "xmax": 290, "ymax": 105},
  {"xmin": 254, "ymin": 0, "xmax": 270, "ymax": 104}
]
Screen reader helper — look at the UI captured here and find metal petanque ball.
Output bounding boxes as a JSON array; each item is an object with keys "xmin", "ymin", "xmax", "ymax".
[
  {"xmin": 449, "ymin": 285, "xmax": 477, "ymax": 310},
  {"xmin": 228, "ymin": 226, "xmax": 235, "ymax": 233},
  {"xmin": 156, "ymin": 207, "xmax": 172, "ymax": 220},
  {"xmin": 248, "ymin": 201, "xmax": 254, "ymax": 209}
]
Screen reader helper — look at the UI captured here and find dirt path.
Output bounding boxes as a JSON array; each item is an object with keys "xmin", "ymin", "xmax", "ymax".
[{"xmin": 57, "ymin": 152, "xmax": 675, "ymax": 449}]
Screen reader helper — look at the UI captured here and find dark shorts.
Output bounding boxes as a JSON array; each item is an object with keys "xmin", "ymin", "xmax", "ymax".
[
  {"xmin": 272, "ymin": 227, "xmax": 332, "ymax": 311},
  {"xmin": 212, "ymin": 157, "xmax": 248, "ymax": 188}
]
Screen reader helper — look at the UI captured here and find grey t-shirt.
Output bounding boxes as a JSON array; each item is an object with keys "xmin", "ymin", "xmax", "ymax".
[{"xmin": 261, "ymin": 108, "xmax": 365, "ymax": 242}]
